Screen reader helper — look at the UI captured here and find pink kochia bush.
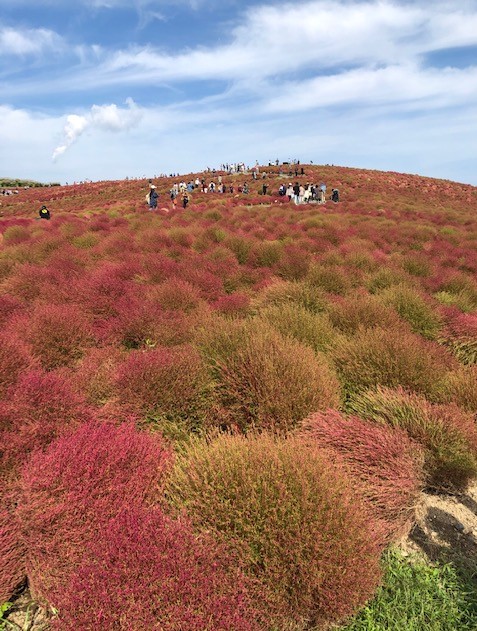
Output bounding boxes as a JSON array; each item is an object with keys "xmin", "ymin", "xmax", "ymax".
[
  {"xmin": 51, "ymin": 507, "xmax": 262, "ymax": 631},
  {"xmin": 0, "ymin": 332, "xmax": 32, "ymax": 398},
  {"xmin": 114, "ymin": 345, "xmax": 211, "ymax": 427},
  {"xmin": 348, "ymin": 387, "xmax": 477, "ymax": 492},
  {"xmin": 0, "ymin": 490, "xmax": 25, "ymax": 603},
  {"xmin": 298, "ymin": 410, "xmax": 424, "ymax": 542},
  {"xmin": 17, "ymin": 421, "xmax": 172, "ymax": 600},
  {"xmin": 0, "ymin": 369, "xmax": 92, "ymax": 481}
]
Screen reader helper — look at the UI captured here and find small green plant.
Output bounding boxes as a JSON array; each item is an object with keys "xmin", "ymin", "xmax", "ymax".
[
  {"xmin": 340, "ymin": 549, "xmax": 477, "ymax": 630},
  {"xmin": 0, "ymin": 601, "xmax": 32, "ymax": 631},
  {"xmin": 0, "ymin": 603, "xmax": 13, "ymax": 629}
]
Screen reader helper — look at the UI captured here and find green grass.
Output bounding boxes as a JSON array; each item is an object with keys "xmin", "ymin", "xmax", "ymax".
[{"xmin": 339, "ymin": 549, "xmax": 477, "ymax": 631}]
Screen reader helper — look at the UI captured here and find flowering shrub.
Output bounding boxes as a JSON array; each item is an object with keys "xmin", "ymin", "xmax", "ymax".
[
  {"xmin": 51, "ymin": 507, "xmax": 262, "ymax": 631},
  {"xmin": 166, "ymin": 433, "xmax": 382, "ymax": 627},
  {"xmin": 298, "ymin": 410, "xmax": 424, "ymax": 541},
  {"xmin": 18, "ymin": 421, "xmax": 172, "ymax": 599},
  {"xmin": 348, "ymin": 386, "xmax": 477, "ymax": 492}
]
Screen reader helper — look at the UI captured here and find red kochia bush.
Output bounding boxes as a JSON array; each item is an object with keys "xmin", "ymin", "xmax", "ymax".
[
  {"xmin": 0, "ymin": 332, "xmax": 32, "ymax": 398},
  {"xmin": 20, "ymin": 302, "xmax": 93, "ymax": 369},
  {"xmin": 0, "ymin": 369, "xmax": 92, "ymax": 481},
  {"xmin": 18, "ymin": 421, "xmax": 172, "ymax": 600},
  {"xmin": 0, "ymin": 490, "xmax": 25, "ymax": 603},
  {"xmin": 114, "ymin": 345, "xmax": 211, "ymax": 425},
  {"xmin": 298, "ymin": 410, "xmax": 424, "ymax": 542},
  {"xmin": 51, "ymin": 507, "xmax": 261, "ymax": 631}
]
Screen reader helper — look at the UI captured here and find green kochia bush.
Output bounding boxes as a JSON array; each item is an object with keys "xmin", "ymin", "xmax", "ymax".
[
  {"xmin": 348, "ymin": 386, "xmax": 477, "ymax": 492},
  {"xmin": 258, "ymin": 303, "xmax": 335, "ymax": 353},
  {"xmin": 331, "ymin": 325, "xmax": 455, "ymax": 400},
  {"xmin": 166, "ymin": 433, "xmax": 383, "ymax": 628},
  {"xmin": 379, "ymin": 284, "xmax": 441, "ymax": 339},
  {"xmin": 198, "ymin": 318, "xmax": 341, "ymax": 433}
]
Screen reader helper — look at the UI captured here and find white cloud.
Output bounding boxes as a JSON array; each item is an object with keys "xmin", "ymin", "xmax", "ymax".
[
  {"xmin": 0, "ymin": 26, "xmax": 63, "ymax": 56},
  {"xmin": 91, "ymin": 1, "xmax": 477, "ymax": 84},
  {"xmin": 52, "ymin": 98, "xmax": 142, "ymax": 161},
  {"xmin": 2, "ymin": 1, "xmax": 477, "ymax": 185},
  {"xmin": 263, "ymin": 63, "xmax": 477, "ymax": 113}
]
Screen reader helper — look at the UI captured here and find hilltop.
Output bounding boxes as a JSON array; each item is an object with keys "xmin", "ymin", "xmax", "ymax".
[
  {"xmin": 1, "ymin": 164, "xmax": 477, "ymax": 630},
  {"xmin": 1, "ymin": 163, "xmax": 476, "ymax": 218}
]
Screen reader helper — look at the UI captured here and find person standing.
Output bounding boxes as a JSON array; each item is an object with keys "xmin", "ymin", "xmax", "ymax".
[
  {"xmin": 148, "ymin": 185, "xmax": 158, "ymax": 209},
  {"xmin": 293, "ymin": 182, "xmax": 300, "ymax": 205}
]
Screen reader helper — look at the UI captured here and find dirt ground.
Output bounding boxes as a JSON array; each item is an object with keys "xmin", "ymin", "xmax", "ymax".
[
  {"xmin": 400, "ymin": 481, "xmax": 477, "ymax": 574},
  {"xmin": 5, "ymin": 483, "xmax": 477, "ymax": 630}
]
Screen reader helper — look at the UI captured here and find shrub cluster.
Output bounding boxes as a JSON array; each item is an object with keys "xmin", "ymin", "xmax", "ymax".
[
  {"xmin": 199, "ymin": 318, "xmax": 341, "ymax": 432},
  {"xmin": 298, "ymin": 410, "xmax": 424, "ymax": 542},
  {"xmin": 348, "ymin": 387, "xmax": 477, "ymax": 492},
  {"xmin": 166, "ymin": 433, "xmax": 383, "ymax": 628}
]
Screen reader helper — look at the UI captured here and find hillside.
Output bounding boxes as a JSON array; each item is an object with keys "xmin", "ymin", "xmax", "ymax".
[{"xmin": 1, "ymin": 164, "xmax": 477, "ymax": 630}]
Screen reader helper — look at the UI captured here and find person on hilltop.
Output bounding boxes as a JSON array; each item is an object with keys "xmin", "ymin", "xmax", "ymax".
[
  {"xmin": 39, "ymin": 205, "xmax": 51, "ymax": 220},
  {"xmin": 148, "ymin": 185, "xmax": 158, "ymax": 209}
]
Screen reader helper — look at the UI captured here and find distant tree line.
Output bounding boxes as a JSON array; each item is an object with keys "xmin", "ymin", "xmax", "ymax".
[{"xmin": 0, "ymin": 178, "xmax": 60, "ymax": 188}]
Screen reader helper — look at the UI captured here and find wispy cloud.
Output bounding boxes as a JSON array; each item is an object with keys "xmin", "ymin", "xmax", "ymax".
[
  {"xmin": 0, "ymin": 26, "xmax": 63, "ymax": 56},
  {"xmin": 52, "ymin": 98, "xmax": 142, "ymax": 161}
]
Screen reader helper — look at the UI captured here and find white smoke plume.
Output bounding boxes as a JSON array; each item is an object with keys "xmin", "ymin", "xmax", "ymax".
[{"xmin": 52, "ymin": 97, "xmax": 141, "ymax": 161}]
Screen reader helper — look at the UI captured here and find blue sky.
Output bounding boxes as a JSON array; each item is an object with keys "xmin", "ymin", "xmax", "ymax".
[{"xmin": 1, "ymin": 0, "xmax": 477, "ymax": 185}]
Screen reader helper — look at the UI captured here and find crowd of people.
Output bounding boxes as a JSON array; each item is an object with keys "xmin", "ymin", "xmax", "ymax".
[
  {"xmin": 145, "ymin": 174, "xmax": 340, "ymax": 211},
  {"xmin": 31, "ymin": 163, "xmax": 341, "ymax": 219}
]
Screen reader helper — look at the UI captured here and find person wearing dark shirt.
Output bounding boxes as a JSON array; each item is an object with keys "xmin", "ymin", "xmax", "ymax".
[{"xmin": 39, "ymin": 205, "xmax": 51, "ymax": 220}]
